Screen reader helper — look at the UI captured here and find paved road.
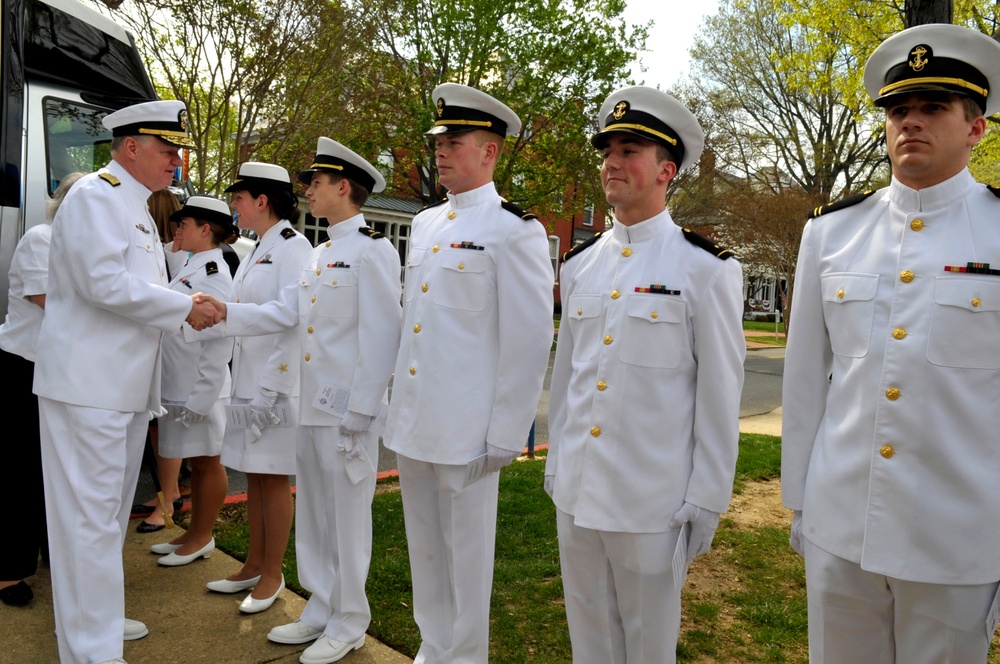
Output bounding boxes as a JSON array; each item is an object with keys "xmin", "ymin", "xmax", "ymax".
[
  {"xmin": 136, "ymin": 347, "xmax": 784, "ymax": 504},
  {"xmin": 741, "ymin": 347, "xmax": 784, "ymax": 417}
]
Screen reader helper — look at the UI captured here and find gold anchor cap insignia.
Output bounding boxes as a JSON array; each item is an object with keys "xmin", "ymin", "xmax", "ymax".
[
  {"xmin": 612, "ymin": 100, "xmax": 629, "ymax": 120},
  {"xmin": 178, "ymin": 109, "xmax": 188, "ymax": 131},
  {"xmin": 436, "ymin": 98, "xmax": 445, "ymax": 117},
  {"xmin": 909, "ymin": 44, "xmax": 930, "ymax": 71}
]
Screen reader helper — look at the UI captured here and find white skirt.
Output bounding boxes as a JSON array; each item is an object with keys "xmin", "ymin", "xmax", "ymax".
[
  {"xmin": 158, "ymin": 398, "xmax": 228, "ymax": 459},
  {"xmin": 220, "ymin": 396, "xmax": 298, "ymax": 475}
]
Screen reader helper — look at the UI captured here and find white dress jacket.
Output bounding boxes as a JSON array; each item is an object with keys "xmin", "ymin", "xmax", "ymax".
[
  {"xmin": 33, "ymin": 162, "xmax": 192, "ymax": 412},
  {"xmin": 384, "ymin": 183, "xmax": 554, "ymax": 463},
  {"xmin": 782, "ymin": 169, "xmax": 1000, "ymax": 584},
  {"xmin": 546, "ymin": 211, "xmax": 745, "ymax": 533}
]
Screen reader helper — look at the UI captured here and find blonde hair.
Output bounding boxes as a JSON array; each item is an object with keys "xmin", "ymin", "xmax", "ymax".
[{"xmin": 46, "ymin": 172, "xmax": 86, "ymax": 221}]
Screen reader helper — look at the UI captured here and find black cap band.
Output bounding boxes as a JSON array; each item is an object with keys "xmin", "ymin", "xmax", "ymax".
[
  {"xmin": 592, "ymin": 105, "xmax": 686, "ymax": 165},
  {"xmin": 296, "ymin": 154, "xmax": 377, "ymax": 193},
  {"xmin": 878, "ymin": 47, "xmax": 989, "ymax": 111},
  {"xmin": 430, "ymin": 104, "xmax": 508, "ymax": 137}
]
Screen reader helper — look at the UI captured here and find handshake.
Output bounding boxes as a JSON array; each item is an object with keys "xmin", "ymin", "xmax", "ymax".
[{"xmin": 185, "ymin": 293, "xmax": 228, "ymax": 331}]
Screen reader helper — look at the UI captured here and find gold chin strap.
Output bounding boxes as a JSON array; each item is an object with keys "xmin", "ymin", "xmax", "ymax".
[
  {"xmin": 601, "ymin": 123, "xmax": 677, "ymax": 146},
  {"xmin": 879, "ymin": 76, "xmax": 987, "ymax": 98},
  {"xmin": 309, "ymin": 162, "xmax": 344, "ymax": 171}
]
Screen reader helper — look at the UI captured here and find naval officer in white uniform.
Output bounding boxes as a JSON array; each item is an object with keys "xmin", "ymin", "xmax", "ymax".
[
  {"xmin": 383, "ymin": 83, "xmax": 554, "ymax": 663},
  {"xmin": 151, "ymin": 195, "xmax": 235, "ymax": 568},
  {"xmin": 200, "ymin": 138, "xmax": 402, "ymax": 663},
  {"xmin": 32, "ymin": 99, "xmax": 217, "ymax": 664},
  {"xmin": 212, "ymin": 162, "xmax": 312, "ymax": 614},
  {"xmin": 782, "ymin": 24, "xmax": 1000, "ymax": 664},
  {"xmin": 545, "ymin": 86, "xmax": 745, "ymax": 663}
]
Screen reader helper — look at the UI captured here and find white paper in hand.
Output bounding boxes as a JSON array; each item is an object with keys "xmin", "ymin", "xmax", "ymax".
[{"xmin": 464, "ymin": 453, "xmax": 489, "ymax": 487}]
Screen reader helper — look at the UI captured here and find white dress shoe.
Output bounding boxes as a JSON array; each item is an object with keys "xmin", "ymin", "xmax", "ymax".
[
  {"xmin": 268, "ymin": 620, "xmax": 324, "ymax": 644},
  {"xmin": 123, "ymin": 618, "xmax": 148, "ymax": 640},
  {"xmin": 157, "ymin": 538, "xmax": 214, "ymax": 567},
  {"xmin": 149, "ymin": 541, "xmax": 182, "ymax": 555},
  {"xmin": 299, "ymin": 635, "xmax": 365, "ymax": 664},
  {"xmin": 99, "ymin": 659, "xmax": 127, "ymax": 663},
  {"xmin": 206, "ymin": 575, "xmax": 261, "ymax": 594},
  {"xmin": 238, "ymin": 575, "xmax": 284, "ymax": 614}
]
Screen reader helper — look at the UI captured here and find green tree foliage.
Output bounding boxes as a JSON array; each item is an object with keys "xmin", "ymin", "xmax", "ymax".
[
  {"xmin": 687, "ymin": 0, "xmax": 888, "ymax": 202},
  {"xmin": 91, "ymin": 0, "xmax": 375, "ymax": 194},
  {"xmin": 365, "ymin": 0, "xmax": 647, "ymax": 217}
]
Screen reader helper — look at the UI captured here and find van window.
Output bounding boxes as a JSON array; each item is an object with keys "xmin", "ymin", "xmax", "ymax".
[{"xmin": 43, "ymin": 97, "xmax": 113, "ymax": 194}]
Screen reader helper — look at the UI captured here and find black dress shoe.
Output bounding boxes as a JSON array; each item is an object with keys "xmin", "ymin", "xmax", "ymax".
[
  {"xmin": 0, "ymin": 581, "xmax": 33, "ymax": 606},
  {"xmin": 136, "ymin": 520, "xmax": 165, "ymax": 533}
]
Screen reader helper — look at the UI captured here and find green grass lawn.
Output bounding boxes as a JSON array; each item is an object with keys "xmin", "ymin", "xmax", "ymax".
[{"xmin": 207, "ymin": 436, "xmax": 1000, "ymax": 662}]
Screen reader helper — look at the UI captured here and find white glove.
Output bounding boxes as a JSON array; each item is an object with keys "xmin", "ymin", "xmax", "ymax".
[
  {"xmin": 485, "ymin": 444, "xmax": 520, "ymax": 474},
  {"xmin": 176, "ymin": 407, "xmax": 206, "ymax": 428},
  {"xmin": 543, "ymin": 474, "xmax": 554, "ymax": 498},
  {"xmin": 789, "ymin": 510, "xmax": 804, "ymax": 557},
  {"xmin": 337, "ymin": 432, "xmax": 360, "ymax": 458},
  {"xmin": 339, "ymin": 410, "xmax": 373, "ymax": 436},
  {"xmin": 669, "ymin": 501, "xmax": 721, "ymax": 565},
  {"xmin": 149, "ymin": 405, "xmax": 168, "ymax": 420},
  {"xmin": 248, "ymin": 389, "xmax": 280, "ymax": 441}
]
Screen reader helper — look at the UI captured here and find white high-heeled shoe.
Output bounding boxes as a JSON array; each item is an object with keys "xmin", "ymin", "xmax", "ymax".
[
  {"xmin": 206, "ymin": 575, "xmax": 261, "ymax": 594},
  {"xmin": 157, "ymin": 538, "xmax": 214, "ymax": 567},
  {"xmin": 149, "ymin": 541, "xmax": 182, "ymax": 555},
  {"xmin": 238, "ymin": 575, "xmax": 284, "ymax": 614}
]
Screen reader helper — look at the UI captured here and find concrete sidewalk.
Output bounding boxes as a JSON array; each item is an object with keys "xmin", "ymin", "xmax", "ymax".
[{"xmin": 8, "ymin": 523, "xmax": 412, "ymax": 664}]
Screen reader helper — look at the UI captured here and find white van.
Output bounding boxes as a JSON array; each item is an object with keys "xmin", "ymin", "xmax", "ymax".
[{"xmin": 0, "ymin": 0, "xmax": 157, "ymax": 315}]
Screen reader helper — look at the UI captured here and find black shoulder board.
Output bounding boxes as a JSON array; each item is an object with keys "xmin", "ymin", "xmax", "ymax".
[
  {"xmin": 808, "ymin": 190, "xmax": 876, "ymax": 219},
  {"xmin": 500, "ymin": 199, "xmax": 538, "ymax": 221},
  {"xmin": 987, "ymin": 184, "xmax": 1000, "ymax": 198},
  {"xmin": 205, "ymin": 261, "xmax": 219, "ymax": 276},
  {"xmin": 419, "ymin": 198, "xmax": 448, "ymax": 213},
  {"xmin": 561, "ymin": 233, "xmax": 602, "ymax": 264},
  {"xmin": 99, "ymin": 173, "xmax": 121, "ymax": 187},
  {"xmin": 359, "ymin": 227, "xmax": 384, "ymax": 239},
  {"xmin": 280, "ymin": 227, "xmax": 298, "ymax": 240},
  {"xmin": 682, "ymin": 228, "xmax": 734, "ymax": 260}
]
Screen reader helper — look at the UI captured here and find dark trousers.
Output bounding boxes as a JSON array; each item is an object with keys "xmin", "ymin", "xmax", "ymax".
[{"xmin": 0, "ymin": 348, "xmax": 48, "ymax": 580}]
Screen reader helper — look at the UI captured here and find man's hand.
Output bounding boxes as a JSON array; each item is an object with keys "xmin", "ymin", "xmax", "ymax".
[
  {"xmin": 339, "ymin": 411, "xmax": 373, "ymax": 436},
  {"xmin": 485, "ymin": 444, "xmax": 520, "ymax": 474},
  {"xmin": 789, "ymin": 510, "xmax": 804, "ymax": 557},
  {"xmin": 192, "ymin": 292, "xmax": 227, "ymax": 321},
  {"xmin": 186, "ymin": 296, "xmax": 220, "ymax": 331},
  {"xmin": 669, "ymin": 502, "xmax": 722, "ymax": 565}
]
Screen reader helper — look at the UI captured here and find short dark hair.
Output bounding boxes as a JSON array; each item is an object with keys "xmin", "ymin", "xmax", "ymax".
[
  {"xmin": 238, "ymin": 182, "xmax": 301, "ymax": 224},
  {"xmin": 322, "ymin": 172, "xmax": 370, "ymax": 208},
  {"xmin": 192, "ymin": 218, "xmax": 230, "ymax": 246}
]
